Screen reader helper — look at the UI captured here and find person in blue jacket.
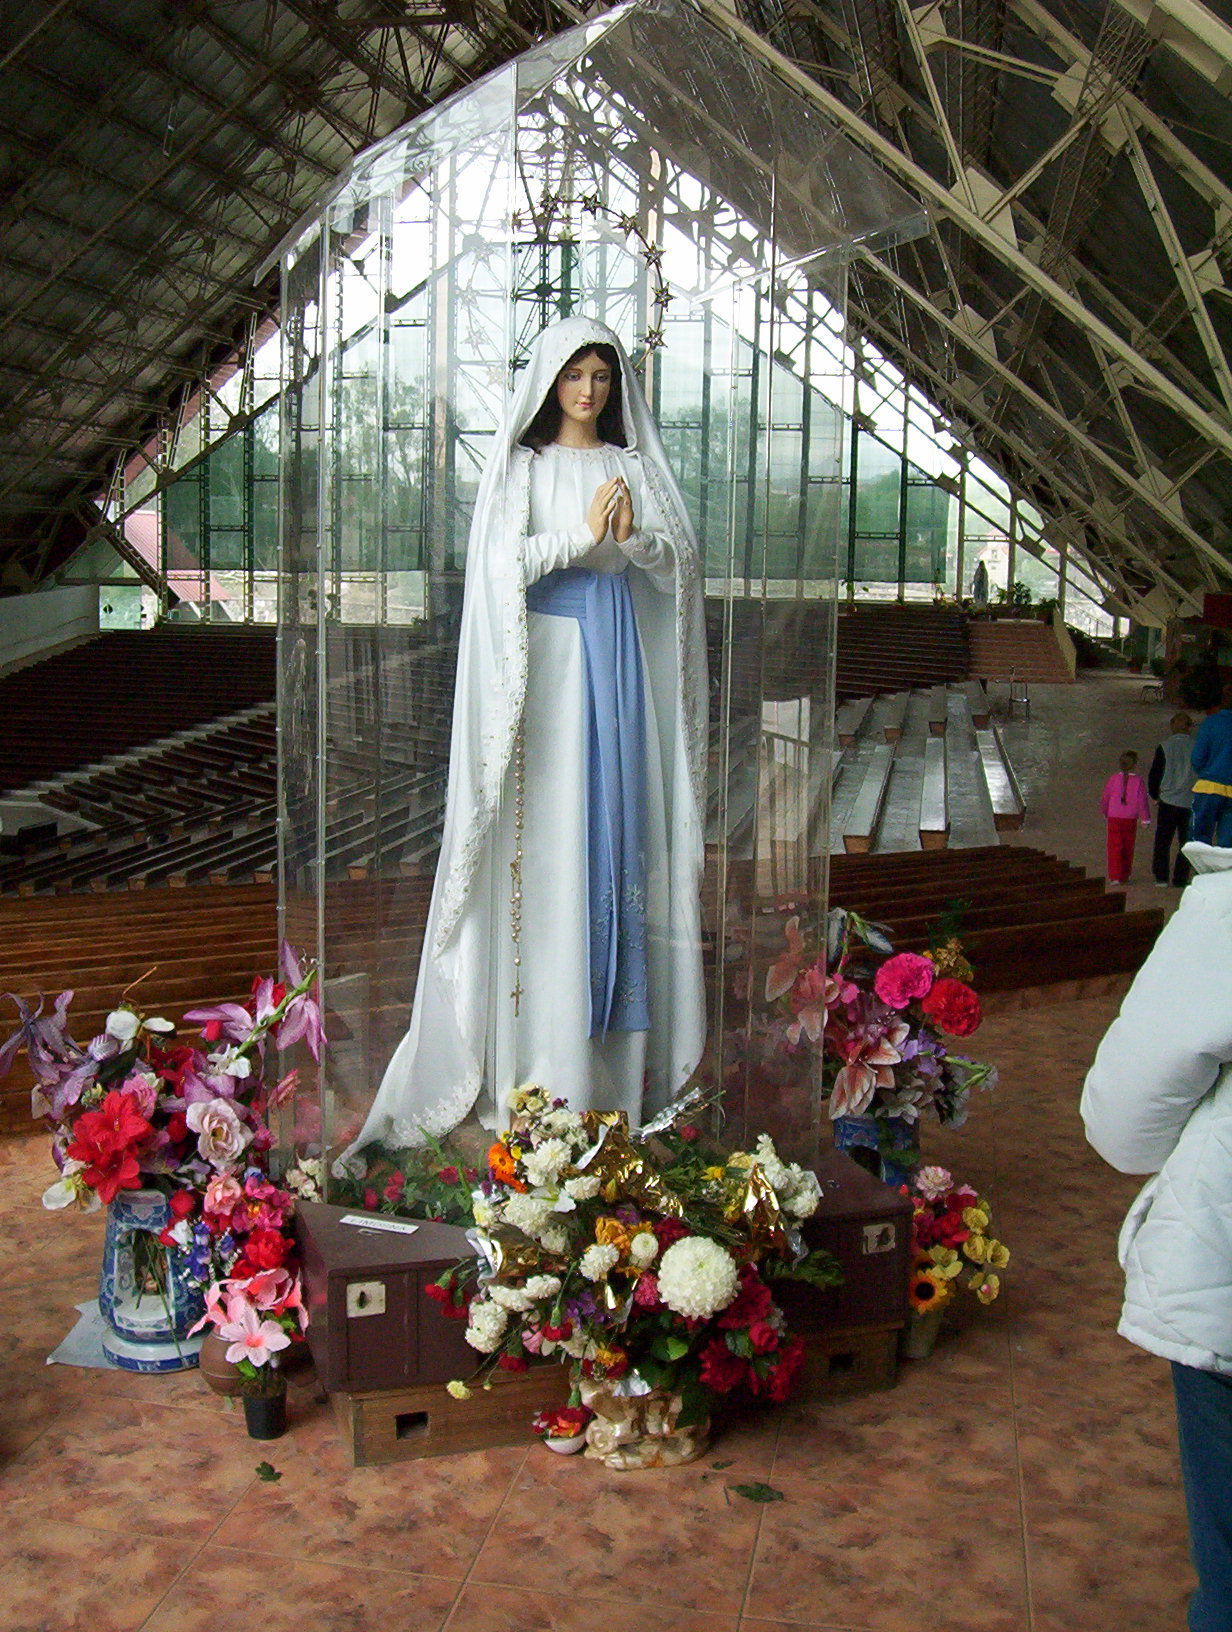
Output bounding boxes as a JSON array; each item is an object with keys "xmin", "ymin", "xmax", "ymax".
[{"xmin": 1190, "ymin": 683, "xmax": 1232, "ymax": 847}]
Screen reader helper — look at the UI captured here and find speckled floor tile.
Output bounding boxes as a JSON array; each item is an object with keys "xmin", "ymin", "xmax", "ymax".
[
  {"xmin": 447, "ymin": 1584, "xmax": 741, "ymax": 1632},
  {"xmin": 0, "ymin": 1514, "xmax": 185, "ymax": 1632}
]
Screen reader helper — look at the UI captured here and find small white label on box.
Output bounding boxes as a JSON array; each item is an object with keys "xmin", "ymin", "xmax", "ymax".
[
  {"xmin": 339, "ymin": 1213, "xmax": 421, "ymax": 1236},
  {"xmin": 346, "ymin": 1280, "xmax": 387, "ymax": 1318},
  {"xmin": 862, "ymin": 1222, "xmax": 897, "ymax": 1255}
]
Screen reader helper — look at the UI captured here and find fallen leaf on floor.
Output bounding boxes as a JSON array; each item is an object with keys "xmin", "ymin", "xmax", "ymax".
[
  {"xmin": 255, "ymin": 1461, "xmax": 282, "ymax": 1483},
  {"xmin": 728, "ymin": 1481, "xmax": 784, "ymax": 1503}
]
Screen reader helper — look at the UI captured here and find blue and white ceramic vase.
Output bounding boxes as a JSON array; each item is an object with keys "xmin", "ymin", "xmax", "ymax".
[
  {"xmin": 832, "ymin": 1113, "xmax": 919, "ymax": 1190},
  {"xmin": 98, "ymin": 1187, "xmax": 205, "ymax": 1372}
]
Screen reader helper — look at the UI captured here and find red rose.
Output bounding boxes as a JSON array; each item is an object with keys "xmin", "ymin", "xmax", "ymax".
[
  {"xmin": 920, "ymin": 977, "xmax": 981, "ymax": 1037},
  {"xmin": 748, "ymin": 1318, "xmax": 782, "ymax": 1355},
  {"xmin": 169, "ymin": 1190, "xmax": 196, "ymax": 1220},
  {"xmin": 699, "ymin": 1336, "xmax": 749, "ymax": 1394},
  {"xmin": 497, "ymin": 1353, "xmax": 529, "ymax": 1372},
  {"xmin": 236, "ymin": 1229, "xmax": 291, "ymax": 1271},
  {"xmin": 363, "ymin": 1187, "xmax": 379, "ymax": 1210},
  {"xmin": 383, "ymin": 1171, "xmax": 405, "ymax": 1203}
]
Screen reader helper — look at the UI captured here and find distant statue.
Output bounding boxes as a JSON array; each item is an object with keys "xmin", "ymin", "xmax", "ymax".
[
  {"xmin": 971, "ymin": 559, "xmax": 990, "ymax": 606},
  {"xmin": 350, "ymin": 317, "xmax": 708, "ymax": 1152}
]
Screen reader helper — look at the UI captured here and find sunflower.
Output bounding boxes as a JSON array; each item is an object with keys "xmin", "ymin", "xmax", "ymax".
[{"xmin": 909, "ymin": 1267, "xmax": 953, "ymax": 1313}]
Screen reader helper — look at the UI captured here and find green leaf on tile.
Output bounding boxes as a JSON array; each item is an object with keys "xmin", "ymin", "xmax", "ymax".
[
  {"xmin": 255, "ymin": 1461, "xmax": 282, "ymax": 1483},
  {"xmin": 728, "ymin": 1481, "xmax": 784, "ymax": 1503},
  {"xmin": 711, "ymin": 1459, "xmax": 734, "ymax": 1469}
]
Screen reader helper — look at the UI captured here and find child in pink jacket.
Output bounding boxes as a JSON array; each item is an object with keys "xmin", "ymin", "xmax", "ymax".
[{"xmin": 1101, "ymin": 749, "xmax": 1152, "ymax": 885}]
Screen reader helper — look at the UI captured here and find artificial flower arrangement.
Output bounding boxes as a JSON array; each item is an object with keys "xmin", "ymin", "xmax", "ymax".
[
  {"xmin": 0, "ymin": 945, "xmax": 324, "ymax": 1391},
  {"xmin": 764, "ymin": 906, "xmax": 997, "ymax": 1155},
  {"xmin": 429, "ymin": 1085, "xmax": 840, "ymax": 1458},
  {"xmin": 906, "ymin": 1163, "xmax": 1010, "ymax": 1318}
]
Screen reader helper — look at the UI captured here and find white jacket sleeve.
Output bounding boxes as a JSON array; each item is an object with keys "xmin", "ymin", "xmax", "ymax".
[{"xmin": 1081, "ymin": 879, "xmax": 1232, "ymax": 1173}]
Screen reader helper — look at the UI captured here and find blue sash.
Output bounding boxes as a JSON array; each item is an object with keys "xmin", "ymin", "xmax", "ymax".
[{"xmin": 526, "ymin": 566, "xmax": 650, "ymax": 1036}]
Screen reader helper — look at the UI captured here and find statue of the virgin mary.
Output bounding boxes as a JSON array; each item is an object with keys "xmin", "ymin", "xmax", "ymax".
[{"xmin": 350, "ymin": 315, "xmax": 708, "ymax": 1152}]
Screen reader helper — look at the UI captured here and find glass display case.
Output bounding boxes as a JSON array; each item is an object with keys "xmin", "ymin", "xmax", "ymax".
[{"xmin": 276, "ymin": 0, "xmax": 926, "ymax": 1182}]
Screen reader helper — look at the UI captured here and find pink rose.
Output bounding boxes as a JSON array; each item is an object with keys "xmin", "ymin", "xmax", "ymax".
[
  {"xmin": 204, "ymin": 1174, "xmax": 243, "ymax": 1217},
  {"xmin": 873, "ymin": 953, "xmax": 935, "ymax": 1010}
]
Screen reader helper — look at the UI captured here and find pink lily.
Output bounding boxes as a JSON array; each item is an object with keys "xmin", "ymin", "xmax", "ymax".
[
  {"xmin": 766, "ymin": 917, "xmax": 808, "ymax": 1002},
  {"xmin": 182, "ymin": 1001, "xmax": 255, "ymax": 1046},
  {"xmin": 217, "ymin": 1298, "xmax": 292, "ymax": 1367}
]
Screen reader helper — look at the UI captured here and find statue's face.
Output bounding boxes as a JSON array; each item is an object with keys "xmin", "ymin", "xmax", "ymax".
[{"xmin": 555, "ymin": 350, "xmax": 612, "ymax": 431}]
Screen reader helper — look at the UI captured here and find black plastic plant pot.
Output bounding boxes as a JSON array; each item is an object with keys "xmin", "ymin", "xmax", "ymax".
[{"xmin": 242, "ymin": 1390, "xmax": 287, "ymax": 1440}]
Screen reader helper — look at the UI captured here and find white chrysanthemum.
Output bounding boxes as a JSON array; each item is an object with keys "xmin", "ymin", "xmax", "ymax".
[
  {"xmin": 559, "ymin": 1330, "xmax": 589, "ymax": 1358},
  {"xmin": 629, "ymin": 1231, "xmax": 658, "ymax": 1269},
  {"xmin": 579, "ymin": 1243, "xmax": 620, "ymax": 1281},
  {"xmin": 446, "ymin": 1379, "xmax": 472, "ymax": 1400},
  {"xmin": 487, "ymin": 1283, "xmax": 535, "ymax": 1313},
  {"xmin": 656, "ymin": 1236, "xmax": 739, "ymax": 1320},
  {"xmin": 563, "ymin": 1174, "xmax": 601, "ymax": 1201},
  {"xmin": 471, "ymin": 1196, "xmax": 499, "ymax": 1229},
  {"xmin": 539, "ymin": 1226, "xmax": 571, "ymax": 1255},
  {"xmin": 521, "ymin": 1138, "xmax": 571, "ymax": 1189},
  {"xmin": 464, "ymin": 1299, "xmax": 509, "ymax": 1353},
  {"xmin": 784, "ymin": 1170, "xmax": 822, "ymax": 1218},
  {"xmin": 524, "ymin": 1275, "xmax": 562, "ymax": 1301}
]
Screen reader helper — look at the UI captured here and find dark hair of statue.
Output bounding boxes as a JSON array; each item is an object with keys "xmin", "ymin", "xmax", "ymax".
[{"xmin": 519, "ymin": 343, "xmax": 627, "ymax": 452}]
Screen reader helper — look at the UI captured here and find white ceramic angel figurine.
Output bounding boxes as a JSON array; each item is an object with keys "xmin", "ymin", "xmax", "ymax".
[{"xmin": 349, "ymin": 316, "xmax": 707, "ymax": 1152}]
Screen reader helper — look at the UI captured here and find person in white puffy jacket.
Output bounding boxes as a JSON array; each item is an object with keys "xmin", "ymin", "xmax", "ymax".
[{"xmin": 1082, "ymin": 839, "xmax": 1232, "ymax": 1632}]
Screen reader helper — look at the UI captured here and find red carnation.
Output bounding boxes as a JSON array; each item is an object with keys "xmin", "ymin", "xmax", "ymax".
[
  {"xmin": 437, "ymin": 1166, "xmax": 460, "ymax": 1185},
  {"xmin": 717, "ymin": 1264, "xmax": 774, "ymax": 1330},
  {"xmin": 920, "ymin": 977, "xmax": 982, "ymax": 1037},
  {"xmin": 165, "ymin": 1113, "xmax": 189, "ymax": 1145},
  {"xmin": 542, "ymin": 1320, "xmax": 573, "ymax": 1341},
  {"xmin": 65, "ymin": 1089, "xmax": 153, "ymax": 1204},
  {"xmin": 763, "ymin": 1334, "xmax": 807, "ymax": 1403},
  {"xmin": 748, "ymin": 1318, "xmax": 782, "ymax": 1355},
  {"xmin": 423, "ymin": 1282, "xmax": 449, "ymax": 1306},
  {"xmin": 497, "ymin": 1353, "xmax": 529, "ymax": 1372},
  {"xmin": 699, "ymin": 1336, "xmax": 749, "ymax": 1394},
  {"xmin": 169, "ymin": 1190, "xmax": 196, "ymax": 1220},
  {"xmin": 383, "ymin": 1170, "xmax": 405, "ymax": 1203},
  {"xmin": 652, "ymin": 1217, "xmax": 689, "ymax": 1251}
]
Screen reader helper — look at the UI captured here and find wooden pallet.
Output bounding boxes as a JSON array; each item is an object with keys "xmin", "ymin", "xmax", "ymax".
[{"xmin": 331, "ymin": 1364, "xmax": 572, "ymax": 1466}]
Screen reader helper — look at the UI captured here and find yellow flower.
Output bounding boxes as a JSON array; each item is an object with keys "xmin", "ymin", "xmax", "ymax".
[
  {"xmin": 594, "ymin": 1216, "xmax": 633, "ymax": 1259},
  {"xmin": 964, "ymin": 1235, "xmax": 990, "ymax": 1264},
  {"xmin": 926, "ymin": 1246, "xmax": 964, "ymax": 1280},
  {"xmin": 446, "ymin": 1379, "xmax": 472, "ymax": 1400},
  {"xmin": 703, "ymin": 1165, "xmax": 726, "ymax": 1182},
  {"xmin": 962, "ymin": 1205, "xmax": 990, "ymax": 1233},
  {"xmin": 986, "ymin": 1240, "xmax": 1010, "ymax": 1270},
  {"xmin": 975, "ymin": 1274, "xmax": 1001, "ymax": 1304}
]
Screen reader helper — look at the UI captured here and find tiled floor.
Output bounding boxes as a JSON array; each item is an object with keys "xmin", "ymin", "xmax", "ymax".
[{"xmin": 0, "ymin": 670, "xmax": 1197, "ymax": 1630}]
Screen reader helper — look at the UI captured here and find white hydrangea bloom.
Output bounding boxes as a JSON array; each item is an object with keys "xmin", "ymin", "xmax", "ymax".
[
  {"xmin": 656, "ymin": 1236, "xmax": 739, "ymax": 1320},
  {"xmin": 464, "ymin": 1298, "xmax": 509, "ymax": 1353},
  {"xmin": 579, "ymin": 1243, "xmax": 620, "ymax": 1281},
  {"xmin": 628, "ymin": 1231, "xmax": 659, "ymax": 1269},
  {"xmin": 521, "ymin": 1138, "xmax": 571, "ymax": 1189},
  {"xmin": 563, "ymin": 1174, "xmax": 601, "ymax": 1201}
]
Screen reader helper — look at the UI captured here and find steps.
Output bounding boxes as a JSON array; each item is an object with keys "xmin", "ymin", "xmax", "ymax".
[{"xmin": 967, "ymin": 619, "xmax": 1074, "ymax": 685}]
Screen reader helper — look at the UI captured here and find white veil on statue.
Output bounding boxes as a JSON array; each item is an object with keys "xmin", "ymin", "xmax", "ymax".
[{"xmin": 349, "ymin": 315, "xmax": 708, "ymax": 1154}]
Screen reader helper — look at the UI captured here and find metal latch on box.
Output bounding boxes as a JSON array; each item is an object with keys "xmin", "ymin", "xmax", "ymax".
[
  {"xmin": 346, "ymin": 1280, "xmax": 387, "ymax": 1317},
  {"xmin": 862, "ymin": 1222, "xmax": 897, "ymax": 1255}
]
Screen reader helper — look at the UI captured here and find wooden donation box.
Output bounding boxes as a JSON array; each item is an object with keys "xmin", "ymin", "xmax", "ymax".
[
  {"xmin": 774, "ymin": 1147, "xmax": 912, "ymax": 1394},
  {"xmin": 296, "ymin": 1200, "xmax": 569, "ymax": 1466}
]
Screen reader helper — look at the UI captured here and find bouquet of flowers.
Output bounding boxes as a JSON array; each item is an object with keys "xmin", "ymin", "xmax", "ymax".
[
  {"xmin": 432, "ymin": 1086, "xmax": 839, "ymax": 1444},
  {"xmin": 0, "ymin": 944, "xmax": 324, "ymax": 1368},
  {"xmin": 765, "ymin": 907, "xmax": 996, "ymax": 1138},
  {"xmin": 906, "ymin": 1164, "xmax": 1010, "ymax": 1316}
]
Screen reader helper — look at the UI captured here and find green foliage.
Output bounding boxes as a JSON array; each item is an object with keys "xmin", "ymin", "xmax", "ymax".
[
  {"xmin": 255, "ymin": 1462, "xmax": 282, "ymax": 1483},
  {"xmin": 728, "ymin": 1481, "xmax": 785, "ymax": 1503},
  {"xmin": 763, "ymin": 1247, "xmax": 843, "ymax": 1291}
]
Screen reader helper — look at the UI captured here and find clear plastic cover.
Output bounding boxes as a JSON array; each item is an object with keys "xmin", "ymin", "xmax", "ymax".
[{"xmin": 277, "ymin": 0, "xmax": 924, "ymax": 1180}]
